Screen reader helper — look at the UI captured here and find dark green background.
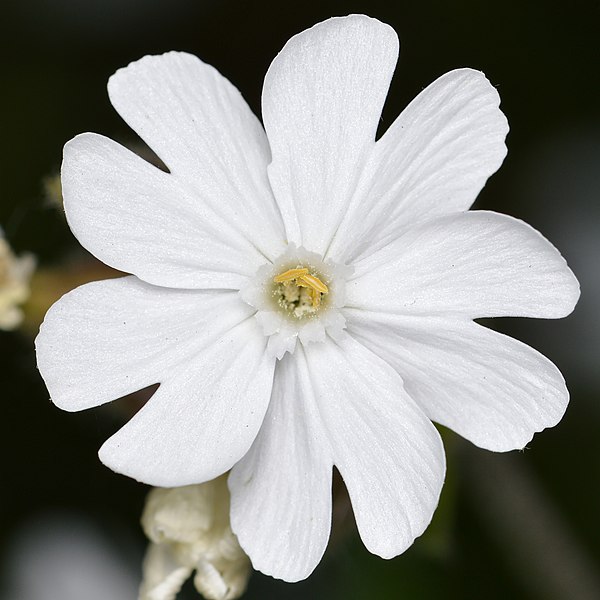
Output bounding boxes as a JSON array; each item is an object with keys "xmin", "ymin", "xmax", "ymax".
[{"xmin": 1, "ymin": 1, "xmax": 599, "ymax": 599}]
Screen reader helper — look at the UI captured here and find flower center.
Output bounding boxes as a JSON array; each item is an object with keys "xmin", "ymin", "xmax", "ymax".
[
  {"xmin": 272, "ymin": 267, "xmax": 329, "ymax": 317},
  {"xmin": 239, "ymin": 244, "xmax": 349, "ymax": 359}
]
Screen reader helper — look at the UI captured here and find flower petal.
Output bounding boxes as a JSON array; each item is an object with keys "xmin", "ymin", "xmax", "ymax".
[
  {"xmin": 229, "ymin": 352, "xmax": 332, "ymax": 582},
  {"xmin": 346, "ymin": 310, "xmax": 569, "ymax": 451},
  {"xmin": 35, "ymin": 276, "xmax": 253, "ymax": 412},
  {"xmin": 99, "ymin": 318, "xmax": 275, "ymax": 487},
  {"xmin": 346, "ymin": 211, "xmax": 580, "ymax": 319},
  {"xmin": 262, "ymin": 15, "xmax": 399, "ymax": 254},
  {"xmin": 303, "ymin": 335, "xmax": 445, "ymax": 559},
  {"xmin": 62, "ymin": 134, "xmax": 267, "ymax": 289},
  {"xmin": 108, "ymin": 51, "xmax": 284, "ymax": 261},
  {"xmin": 328, "ymin": 69, "xmax": 509, "ymax": 262}
]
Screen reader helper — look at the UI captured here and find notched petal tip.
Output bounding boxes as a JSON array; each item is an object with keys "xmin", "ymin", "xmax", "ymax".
[
  {"xmin": 264, "ymin": 13, "xmax": 400, "ymax": 106},
  {"xmin": 107, "ymin": 50, "xmax": 200, "ymax": 91},
  {"xmin": 557, "ymin": 267, "xmax": 581, "ymax": 318},
  {"xmin": 34, "ymin": 292, "xmax": 85, "ymax": 414},
  {"xmin": 297, "ymin": 13, "xmax": 398, "ymax": 34},
  {"xmin": 440, "ymin": 66, "xmax": 510, "ymax": 138},
  {"xmin": 516, "ymin": 218, "xmax": 581, "ymax": 319},
  {"xmin": 358, "ymin": 429, "xmax": 446, "ymax": 561},
  {"xmin": 479, "ymin": 370, "xmax": 570, "ymax": 454},
  {"xmin": 97, "ymin": 422, "xmax": 229, "ymax": 489},
  {"xmin": 61, "ymin": 132, "xmax": 120, "ymax": 189},
  {"xmin": 276, "ymin": 14, "xmax": 400, "ymax": 64},
  {"xmin": 98, "ymin": 437, "xmax": 183, "ymax": 488},
  {"xmin": 325, "ymin": 13, "xmax": 399, "ymax": 41},
  {"xmin": 447, "ymin": 67, "xmax": 509, "ymax": 132},
  {"xmin": 98, "ymin": 441, "xmax": 164, "ymax": 487}
]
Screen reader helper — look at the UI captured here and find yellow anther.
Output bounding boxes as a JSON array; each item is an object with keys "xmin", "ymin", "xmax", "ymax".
[
  {"xmin": 273, "ymin": 267, "xmax": 328, "ymax": 309},
  {"xmin": 273, "ymin": 268, "xmax": 309, "ymax": 283},
  {"xmin": 311, "ymin": 288, "xmax": 322, "ymax": 308},
  {"xmin": 298, "ymin": 274, "xmax": 328, "ymax": 295}
]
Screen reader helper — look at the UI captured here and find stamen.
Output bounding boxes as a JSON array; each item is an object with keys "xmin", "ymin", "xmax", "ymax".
[
  {"xmin": 273, "ymin": 268, "xmax": 309, "ymax": 283},
  {"xmin": 273, "ymin": 267, "xmax": 329, "ymax": 309},
  {"xmin": 310, "ymin": 288, "xmax": 322, "ymax": 308},
  {"xmin": 298, "ymin": 274, "xmax": 328, "ymax": 294}
]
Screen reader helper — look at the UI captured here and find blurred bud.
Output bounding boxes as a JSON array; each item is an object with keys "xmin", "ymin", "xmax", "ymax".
[
  {"xmin": 139, "ymin": 475, "xmax": 251, "ymax": 600},
  {"xmin": 0, "ymin": 231, "xmax": 35, "ymax": 330},
  {"xmin": 22, "ymin": 259, "xmax": 120, "ymax": 335},
  {"xmin": 43, "ymin": 174, "xmax": 64, "ymax": 210}
]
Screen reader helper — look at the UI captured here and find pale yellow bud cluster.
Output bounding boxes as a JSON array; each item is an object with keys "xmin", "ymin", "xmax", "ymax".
[
  {"xmin": 139, "ymin": 475, "xmax": 250, "ymax": 600},
  {"xmin": 0, "ymin": 234, "xmax": 35, "ymax": 331}
]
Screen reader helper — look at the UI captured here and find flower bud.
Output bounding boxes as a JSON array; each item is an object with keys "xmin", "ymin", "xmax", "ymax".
[
  {"xmin": 0, "ymin": 232, "xmax": 35, "ymax": 331},
  {"xmin": 139, "ymin": 475, "xmax": 250, "ymax": 600}
]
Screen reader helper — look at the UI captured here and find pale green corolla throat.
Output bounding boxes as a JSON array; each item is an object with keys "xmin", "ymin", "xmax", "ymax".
[
  {"xmin": 272, "ymin": 267, "xmax": 329, "ymax": 318},
  {"xmin": 239, "ymin": 245, "xmax": 347, "ymax": 358}
]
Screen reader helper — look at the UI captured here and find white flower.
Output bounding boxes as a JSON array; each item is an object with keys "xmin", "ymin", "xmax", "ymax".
[
  {"xmin": 0, "ymin": 230, "xmax": 35, "ymax": 330},
  {"xmin": 35, "ymin": 15, "xmax": 579, "ymax": 583},
  {"xmin": 139, "ymin": 477, "xmax": 250, "ymax": 600}
]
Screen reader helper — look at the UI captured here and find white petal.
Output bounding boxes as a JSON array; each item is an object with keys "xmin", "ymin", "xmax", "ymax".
[
  {"xmin": 262, "ymin": 15, "xmax": 399, "ymax": 254},
  {"xmin": 303, "ymin": 335, "xmax": 445, "ymax": 558},
  {"xmin": 99, "ymin": 318, "xmax": 275, "ymax": 487},
  {"xmin": 346, "ymin": 211, "xmax": 580, "ymax": 319},
  {"xmin": 35, "ymin": 276, "xmax": 252, "ymax": 412},
  {"xmin": 328, "ymin": 69, "xmax": 509, "ymax": 262},
  {"xmin": 108, "ymin": 51, "xmax": 284, "ymax": 260},
  {"xmin": 139, "ymin": 543, "xmax": 191, "ymax": 600},
  {"xmin": 62, "ymin": 134, "xmax": 268, "ymax": 289},
  {"xmin": 346, "ymin": 310, "xmax": 570, "ymax": 451},
  {"xmin": 229, "ymin": 353, "xmax": 332, "ymax": 582}
]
